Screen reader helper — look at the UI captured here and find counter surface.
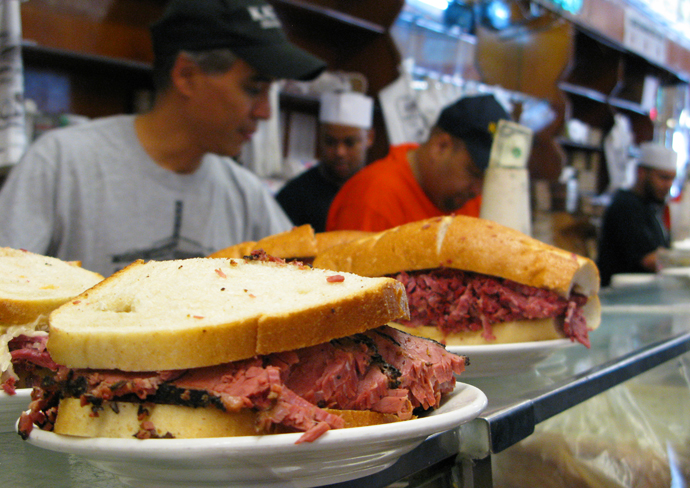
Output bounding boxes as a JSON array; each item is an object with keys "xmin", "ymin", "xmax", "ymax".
[{"xmin": 3, "ymin": 277, "xmax": 689, "ymax": 488}]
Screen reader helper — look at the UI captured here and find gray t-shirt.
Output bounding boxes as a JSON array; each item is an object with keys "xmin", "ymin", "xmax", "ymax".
[{"xmin": 0, "ymin": 115, "xmax": 292, "ymax": 276}]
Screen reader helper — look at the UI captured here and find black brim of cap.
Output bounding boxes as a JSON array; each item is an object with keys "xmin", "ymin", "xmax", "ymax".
[{"xmin": 233, "ymin": 42, "xmax": 326, "ymax": 81}]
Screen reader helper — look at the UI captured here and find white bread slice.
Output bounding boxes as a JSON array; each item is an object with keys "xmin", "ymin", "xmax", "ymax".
[
  {"xmin": 313, "ymin": 215, "xmax": 600, "ymax": 299},
  {"xmin": 0, "ymin": 248, "xmax": 104, "ymax": 383},
  {"xmin": 47, "ymin": 257, "xmax": 409, "ymax": 371},
  {"xmin": 54, "ymin": 398, "xmax": 403, "ymax": 439},
  {"xmin": 0, "ymin": 248, "xmax": 103, "ymax": 327}
]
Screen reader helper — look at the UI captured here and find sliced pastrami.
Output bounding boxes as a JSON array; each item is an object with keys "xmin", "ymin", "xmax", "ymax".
[
  {"xmin": 393, "ymin": 268, "xmax": 591, "ymax": 347},
  {"xmin": 18, "ymin": 326, "xmax": 465, "ymax": 442}
]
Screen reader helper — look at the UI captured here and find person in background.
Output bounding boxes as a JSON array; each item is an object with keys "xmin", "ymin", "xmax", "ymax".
[
  {"xmin": 326, "ymin": 94, "xmax": 510, "ymax": 232},
  {"xmin": 0, "ymin": 0, "xmax": 325, "ymax": 277},
  {"xmin": 597, "ymin": 142, "xmax": 678, "ymax": 287},
  {"xmin": 276, "ymin": 91, "xmax": 375, "ymax": 232}
]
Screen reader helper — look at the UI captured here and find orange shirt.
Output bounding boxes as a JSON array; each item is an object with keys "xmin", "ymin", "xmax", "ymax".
[{"xmin": 326, "ymin": 143, "xmax": 482, "ymax": 232}]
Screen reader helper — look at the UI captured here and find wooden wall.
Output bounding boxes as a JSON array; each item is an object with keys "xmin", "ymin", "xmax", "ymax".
[
  {"xmin": 21, "ymin": 0, "xmax": 162, "ymax": 118},
  {"xmin": 19, "ymin": 0, "xmax": 405, "ymax": 163},
  {"xmin": 476, "ymin": 13, "xmax": 572, "ymax": 181}
]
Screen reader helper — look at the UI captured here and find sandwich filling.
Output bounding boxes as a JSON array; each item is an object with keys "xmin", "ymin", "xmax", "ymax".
[
  {"xmin": 18, "ymin": 326, "xmax": 467, "ymax": 443},
  {"xmin": 391, "ymin": 268, "xmax": 591, "ymax": 347},
  {"xmin": 1, "ymin": 325, "xmax": 59, "ymax": 394}
]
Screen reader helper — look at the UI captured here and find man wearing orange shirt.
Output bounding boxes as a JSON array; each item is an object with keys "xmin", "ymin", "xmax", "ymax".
[{"xmin": 326, "ymin": 94, "xmax": 510, "ymax": 232}]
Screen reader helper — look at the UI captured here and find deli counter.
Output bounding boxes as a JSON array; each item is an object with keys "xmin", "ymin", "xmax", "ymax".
[{"xmin": 3, "ymin": 275, "xmax": 690, "ymax": 488}]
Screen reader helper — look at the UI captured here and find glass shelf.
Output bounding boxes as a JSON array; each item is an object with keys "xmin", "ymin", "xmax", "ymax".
[{"xmin": 3, "ymin": 277, "xmax": 690, "ymax": 487}]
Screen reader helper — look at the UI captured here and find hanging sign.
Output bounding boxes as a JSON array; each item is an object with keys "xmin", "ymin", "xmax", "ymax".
[
  {"xmin": 623, "ymin": 7, "xmax": 668, "ymax": 66},
  {"xmin": 0, "ymin": 0, "xmax": 26, "ymax": 166},
  {"xmin": 540, "ymin": 0, "xmax": 583, "ymax": 15}
]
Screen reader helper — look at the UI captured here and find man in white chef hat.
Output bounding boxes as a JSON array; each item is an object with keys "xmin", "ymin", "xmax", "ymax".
[
  {"xmin": 277, "ymin": 90, "xmax": 375, "ymax": 232},
  {"xmin": 598, "ymin": 141, "xmax": 679, "ymax": 286}
]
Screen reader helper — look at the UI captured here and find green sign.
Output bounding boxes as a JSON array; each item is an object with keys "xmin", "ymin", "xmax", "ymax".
[{"xmin": 544, "ymin": 0, "xmax": 583, "ymax": 15}]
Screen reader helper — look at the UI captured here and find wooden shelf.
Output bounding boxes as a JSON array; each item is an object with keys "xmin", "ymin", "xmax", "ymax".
[
  {"xmin": 558, "ymin": 82, "xmax": 608, "ymax": 104},
  {"xmin": 21, "ymin": 42, "xmax": 153, "ymax": 78},
  {"xmin": 557, "ymin": 138, "xmax": 603, "ymax": 152},
  {"xmin": 270, "ymin": 0, "xmax": 387, "ymax": 34},
  {"xmin": 278, "ymin": 92, "xmax": 320, "ymax": 114},
  {"xmin": 269, "ymin": 0, "xmax": 404, "ymax": 161},
  {"xmin": 558, "ymin": 83, "xmax": 649, "ymax": 116},
  {"xmin": 554, "ymin": 27, "xmax": 681, "ymax": 196},
  {"xmin": 608, "ymin": 97, "xmax": 649, "ymax": 115},
  {"xmin": 562, "ymin": 30, "xmax": 622, "ymax": 96}
]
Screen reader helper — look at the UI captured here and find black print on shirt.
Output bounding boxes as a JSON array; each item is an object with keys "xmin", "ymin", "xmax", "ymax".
[{"xmin": 111, "ymin": 200, "xmax": 213, "ymax": 267}]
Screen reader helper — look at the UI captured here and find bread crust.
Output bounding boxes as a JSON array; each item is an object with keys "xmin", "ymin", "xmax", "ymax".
[
  {"xmin": 208, "ymin": 227, "xmax": 373, "ymax": 262},
  {"xmin": 312, "ymin": 216, "xmax": 600, "ymax": 298},
  {"xmin": 53, "ymin": 398, "xmax": 403, "ymax": 439},
  {"xmin": 47, "ymin": 258, "xmax": 409, "ymax": 371},
  {"xmin": 0, "ymin": 248, "xmax": 103, "ymax": 326},
  {"xmin": 315, "ymin": 230, "xmax": 374, "ymax": 254},
  {"xmin": 208, "ymin": 225, "xmax": 318, "ymax": 260}
]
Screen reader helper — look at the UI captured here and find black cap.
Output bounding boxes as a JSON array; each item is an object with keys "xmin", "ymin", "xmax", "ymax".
[
  {"xmin": 151, "ymin": 0, "xmax": 327, "ymax": 81},
  {"xmin": 435, "ymin": 94, "xmax": 510, "ymax": 171}
]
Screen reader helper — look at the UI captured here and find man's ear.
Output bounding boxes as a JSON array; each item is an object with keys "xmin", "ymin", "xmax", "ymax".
[
  {"xmin": 430, "ymin": 130, "xmax": 456, "ymax": 156},
  {"xmin": 365, "ymin": 128, "xmax": 376, "ymax": 148},
  {"xmin": 170, "ymin": 53, "xmax": 200, "ymax": 97}
]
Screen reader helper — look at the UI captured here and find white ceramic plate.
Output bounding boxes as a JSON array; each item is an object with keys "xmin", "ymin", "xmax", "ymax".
[
  {"xmin": 448, "ymin": 339, "xmax": 575, "ymax": 378},
  {"xmin": 23, "ymin": 383, "xmax": 487, "ymax": 488},
  {"xmin": 660, "ymin": 267, "xmax": 690, "ymax": 282},
  {"xmin": 0, "ymin": 388, "xmax": 31, "ymax": 433},
  {"xmin": 609, "ymin": 273, "xmax": 658, "ymax": 287}
]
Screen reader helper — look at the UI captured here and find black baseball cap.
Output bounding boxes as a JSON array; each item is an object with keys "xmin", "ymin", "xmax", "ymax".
[
  {"xmin": 435, "ymin": 94, "xmax": 510, "ymax": 171},
  {"xmin": 151, "ymin": 0, "xmax": 327, "ymax": 81}
]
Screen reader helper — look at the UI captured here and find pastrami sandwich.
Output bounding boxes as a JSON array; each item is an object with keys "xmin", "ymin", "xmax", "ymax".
[
  {"xmin": 0, "ymin": 248, "xmax": 103, "ymax": 394},
  {"xmin": 18, "ymin": 252, "xmax": 467, "ymax": 443},
  {"xmin": 313, "ymin": 216, "xmax": 601, "ymax": 347}
]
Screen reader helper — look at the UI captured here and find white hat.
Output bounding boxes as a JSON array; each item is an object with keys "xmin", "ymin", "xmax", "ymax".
[
  {"xmin": 638, "ymin": 142, "xmax": 678, "ymax": 172},
  {"xmin": 319, "ymin": 91, "xmax": 373, "ymax": 129}
]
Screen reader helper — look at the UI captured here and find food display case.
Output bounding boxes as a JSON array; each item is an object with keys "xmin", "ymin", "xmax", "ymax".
[{"xmin": 3, "ymin": 277, "xmax": 689, "ymax": 488}]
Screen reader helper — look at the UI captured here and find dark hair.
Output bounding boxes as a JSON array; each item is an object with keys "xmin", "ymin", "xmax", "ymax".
[{"xmin": 151, "ymin": 48, "xmax": 239, "ymax": 93}]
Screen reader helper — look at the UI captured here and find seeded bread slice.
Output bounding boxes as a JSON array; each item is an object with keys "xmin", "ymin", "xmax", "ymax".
[{"xmin": 47, "ymin": 257, "xmax": 409, "ymax": 371}]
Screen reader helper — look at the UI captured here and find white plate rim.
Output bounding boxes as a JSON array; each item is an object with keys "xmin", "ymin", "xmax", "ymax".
[
  {"xmin": 445, "ymin": 339, "xmax": 575, "ymax": 377},
  {"xmin": 23, "ymin": 382, "xmax": 487, "ymax": 459},
  {"xmin": 1, "ymin": 388, "xmax": 33, "ymax": 433},
  {"xmin": 660, "ymin": 267, "xmax": 690, "ymax": 277},
  {"xmin": 445, "ymin": 338, "xmax": 574, "ymax": 355},
  {"xmin": 0, "ymin": 387, "xmax": 32, "ymax": 400},
  {"xmin": 609, "ymin": 273, "xmax": 658, "ymax": 286}
]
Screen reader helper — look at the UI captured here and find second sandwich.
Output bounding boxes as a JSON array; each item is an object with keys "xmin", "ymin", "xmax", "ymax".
[{"xmin": 313, "ymin": 216, "xmax": 601, "ymax": 347}]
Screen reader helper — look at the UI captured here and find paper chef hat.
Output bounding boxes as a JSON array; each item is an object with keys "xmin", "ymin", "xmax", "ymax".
[
  {"xmin": 638, "ymin": 142, "xmax": 678, "ymax": 172},
  {"xmin": 319, "ymin": 91, "xmax": 374, "ymax": 129}
]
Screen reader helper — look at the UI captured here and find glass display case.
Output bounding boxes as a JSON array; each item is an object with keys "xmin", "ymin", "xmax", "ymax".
[{"xmin": 3, "ymin": 277, "xmax": 690, "ymax": 487}]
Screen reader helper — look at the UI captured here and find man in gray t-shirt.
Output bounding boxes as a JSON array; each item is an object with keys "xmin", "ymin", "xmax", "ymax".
[{"xmin": 0, "ymin": 0, "xmax": 325, "ymax": 276}]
